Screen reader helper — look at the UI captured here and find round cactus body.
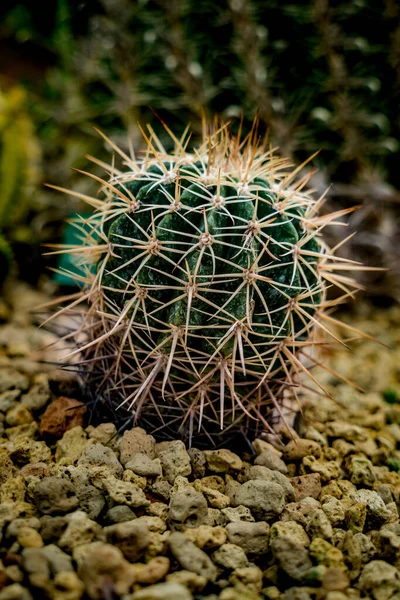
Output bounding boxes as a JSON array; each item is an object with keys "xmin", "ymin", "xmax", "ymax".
[{"xmin": 52, "ymin": 123, "xmax": 358, "ymax": 442}]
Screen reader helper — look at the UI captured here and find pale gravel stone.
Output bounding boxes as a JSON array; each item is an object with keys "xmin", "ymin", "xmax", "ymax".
[
  {"xmin": 168, "ymin": 531, "xmax": 217, "ymax": 582},
  {"xmin": 102, "ymin": 475, "xmax": 150, "ymax": 508},
  {"xmin": 226, "ymin": 521, "xmax": 270, "ymax": 555},
  {"xmin": 77, "ymin": 443, "xmax": 124, "ymax": 477},
  {"xmin": 125, "ymin": 453, "xmax": 162, "ymax": 477},
  {"xmin": 105, "ymin": 519, "xmax": 150, "ymax": 562},
  {"xmin": 158, "ymin": 441, "xmax": 192, "ymax": 484},
  {"xmin": 130, "ymin": 582, "xmax": 193, "ymax": 600},
  {"xmin": 33, "ymin": 477, "xmax": 79, "ymax": 515},
  {"xmin": 77, "ymin": 542, "xmax": 136, "ymax": 599},
  {"xmin": 221, "ymin": 506, "xmax": 255, "ymax": 523},
  {"xmin": 212, "ymin": 543, "xmax": 249, "ymax": 570},
  {"xmin": 254, "ymin": 449, "xmax": 288, "ymax": 474},
  {"xmin": 270, "ymin": 520, "xmax": 310, "ymax": 547},
  {"xmin": 204, "ymin": 449, "xmax": 243, "ymax": 473},
  {"xmin": 234, "ymin": 480, "xmax": 286, "ymax": 521},
  {"xmin": 120, "ymin": 427, "xmax": 156, "ymax": 465},
  {"xmin": 58, "ymin": 510, "xmax": 103, "ymax": 551},
  {"xmin": 168, "ymin": 486, "xmax": 208, "ymax": 531}
]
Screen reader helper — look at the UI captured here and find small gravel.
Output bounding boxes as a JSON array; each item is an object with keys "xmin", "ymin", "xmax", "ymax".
[{"xmin": 1, "ymin": 285, "xmax": 400, "ymax": 599}]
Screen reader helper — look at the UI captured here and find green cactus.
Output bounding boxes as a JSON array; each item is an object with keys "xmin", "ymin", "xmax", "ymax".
[
  {"xmin": 0, "ymin": 85, "xmax": 41, "ymax": 285},
  {"xmin": 0, "ymin": 234, "xmax": 12, "ymax": 286},
  {"xmin": 0, "ymin": 86, "xmax": 40, "ymax": 227},
  {"xmin": 51, "ymin": 122, "xmax": 361, "ymax": 441}
]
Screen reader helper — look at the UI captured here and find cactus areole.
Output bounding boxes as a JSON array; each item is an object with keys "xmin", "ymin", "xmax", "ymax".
[{"xmin": 52, "ymin": 122, "xmax": 359, "ymax": 443}]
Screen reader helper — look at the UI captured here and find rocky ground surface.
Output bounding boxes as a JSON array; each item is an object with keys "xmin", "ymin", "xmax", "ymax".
[{"xmin": 0, "ymin": 282, "xmax": 400, "ymax": 600}]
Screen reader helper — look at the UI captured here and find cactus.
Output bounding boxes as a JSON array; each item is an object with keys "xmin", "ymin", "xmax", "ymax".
[
  {"xmin": 0, "ymin": 234, "xmax": 12, "ymax": 286},
  {"xmin": 0, "ymin": 85, "xmax": 41, "ymax": 285},
  {"xmin": 50, "ymin": 122, "xmax": 364, "ymax": 442},
  {"xmin": 0, "ymin": 86, "xmax": 40, "ymax": 227}
]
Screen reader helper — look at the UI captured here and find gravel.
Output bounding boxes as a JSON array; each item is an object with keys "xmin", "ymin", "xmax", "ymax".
[{"xmin": 1, "ymin": 284, "xmax": 400, "ymax": 599}]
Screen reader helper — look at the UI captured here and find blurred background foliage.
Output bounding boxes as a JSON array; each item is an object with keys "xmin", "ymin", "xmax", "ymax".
[{"xmin": 0, "ymin": 0, "xmax": 399, "ymax": 300}]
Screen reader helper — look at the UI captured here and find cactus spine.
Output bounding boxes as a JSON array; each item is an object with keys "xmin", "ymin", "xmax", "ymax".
[{"xmin": 51, "ymin": 121, "xmax": 362, "ymax": 441}]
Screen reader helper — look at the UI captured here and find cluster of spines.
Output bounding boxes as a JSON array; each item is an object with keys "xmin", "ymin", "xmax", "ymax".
[{"xmin": 46, "ymin": 120, "xmax": 373, "ymax": 441}]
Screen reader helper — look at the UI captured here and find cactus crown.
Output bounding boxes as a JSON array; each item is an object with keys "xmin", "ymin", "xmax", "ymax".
[{"xmin": 51, "ymin": 121, "xmax": 362, "ymax": 442}]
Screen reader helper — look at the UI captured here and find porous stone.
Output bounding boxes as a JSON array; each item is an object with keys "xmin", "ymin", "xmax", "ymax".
[
  {"xmin": 22, "ymin": 545, "xmax": 73, "ymax": 589},
  {"xmin": 132, "ymin": 556, "xmax": 170, "ymax": 585},
  {"xmin": 33, "ymin": 477, "xmax": 79, "ymax": 515},
  {"xmin": 354, "ymin": 533, "xmax": 377, "ymax": 564},
  {"xmin": 188, "ymin": 448, "xmax": 206, "ymax": 479},
  {"xmin": 354, "ymin": 489, "xmax": 392, "ymax": 527},
  {"xmin": 283, "ymin": 439, "xmax": 322, "ymax": 461},
  {"xmin": 194, "ymin": 481, "xmax": 230, "ymax": 509},
  {"xmin": 125, "ymin": 453, "xmax": 162, "ymax": 477},
  {"xmin": 204, "ymin": 449, "xmax": 243, "ymax": 473},
  {"xmin": 321, "ymin": 567, "xmax": 350, "ymax": 592},
  {"xmin": 339, "ymin": 531, "xmax": 362, "ymax": 581},
  {"xmin": 17, "ymin": 526, "xmax": 43, "ymax": 548},
  {"xmin": 301, "ymin": 456, "xmax": 340, "ymax": 483},
  {"xmin": 148, "ymin": 477, "xmax": 171, "ymax": 502},
  {"xmin": 146, "ymin": 502, "xmax": 169, "ymax": 521},
  {"xmin": 309, "ymin": 538, "xmax": 345, "ymax": 569},
  {"xmin": 166, "ymin": 570, "xmax": 207, "ymax": 593},
  {"xmin": 184, "ymin": 525, "xmax": 226, "ymax": 549},
  {"xmin": 254, "ymin": 450, "xmax": 288, "ymax": 474},
  {"xmin": 5, "ymin": 404, "xmax": 33, "ymax": 427},
  {"xmin": 158, "ymin": 441, "xmax": 192, "ymax": 484},
  {"xmin": 18, "ymin": 461, "xmax": 48, "ymax": 486},
  {"xmin": 1, "ymin": 475, "xmax": 26, "ymax": 503},
  {"xmin": 77, "ymin": 443, "xmax": 124, "ymax": 477},
  {"xmin": 168, "ymin": 487, "xmax": 208, "ymax": 531},
  {"xmin": 102, "ymin": 475, "xmax": 150, "ymax": 507},
  {"xmin": 120, "ymin": 427, "xmax": 156, "ymax": 465},
  {"xmin": 55, "ymin": 426, "xmax": 92, "ymax": 465},
  {"xmin": 87, "ymin": 422, "xmax": 118, "ymax": 448},
  {"xmin": 77, "ymin": 543, "xmax": 135, "ymax": 599},
  {"xmin": 229, "ymin": 565, "xmax": 263, "ymax": 593},
  {"xmin": 6, "ymin": 517, "xmax": 41, "ymax": 540},
  {"xmin": 0, "ymin": 501, "xmax": 36, "ymax": 529},
  {"xmin": 234, "ymin": 480, "xmax": 285, "ymax": 520},
  {"xmin": 0, "ymin": 584, "xmax": 33, "ymax": 600},
  {"xmin": 105, "ymin": 505, "xmax": 136, "ymax": 524},
  {"xmin": 0, "ymin": 368, "xmax": 29, "ymax": 393},
  {"xmin": 40, "ymin": 398, "xmax": 86, "ymax": 439},
  {"xmin": 221, "ymin": 506, "xmax": 255, "ymax": 523},
  {"xmin": 0, "ymin": 389, "xmax": 21, "ymax": 412},
  {"xmin": 212, "ymin": 543, "xmax": 249, "ymax": 570},
  {"xmin": 105, "ymin": 519, "xmax": 150, "ymax": 561},
  {"xmin": 306, "ymin": 509, "xmax": 333, "ymax": 541},
  {"xmin": 40, "ymin": 515, "xmax": 68, "ymax": 544},
  {"xmin": 247, "ymin": 466, "xmax": 295, "ymax": 501},
  {"xmin": 168, "ymin": 531, "xmax": 217, "ymax": 581},
  {"xmin": 76, "ymin": 484, "xmax": 105, "ymax": 520},
  {"xmin": 271, "ymin": 537, "xmax": 313, "ymax": 581},
  {"xmin": 51, "ymin": 571, "xmax": 84, "ymax": 600},
  {"xmin": 0, "ymin": 448, "xmax": 17, "ymax": 484},
  {"xmin": 321, "ymin": 496, "xmax": 346, "ymax": 527},
  {"xmin": 350, "ymin": 457, "xmax": 376, "ymax": 487},
  {"xmin": 58, "ymin": 510, "xmax": 103, "ymax": 551},
  {"xmin": 345, "ymin": 503, "xmax": 367, "ymax": 534},
  {"xmin": 21, "ymin": 375, "xmax": 51, "ymax": 411},
  {"xmin": 358, "ymin": 560, "xmax": 400, "ymax": 600},
  {"xmin": 226, "ymin": 521, "xmax": 270, "ymax": 555},
  {"xmin": 289, "ymin": 474, "xmax": 322, "ymax": 501},
  {"xmin": 270, "ymin": 521, "xmax": 309, "ymax": 547},
  {"xmin": 130, "ymin": 582, "xmax": 193, "ymax": 600}
]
